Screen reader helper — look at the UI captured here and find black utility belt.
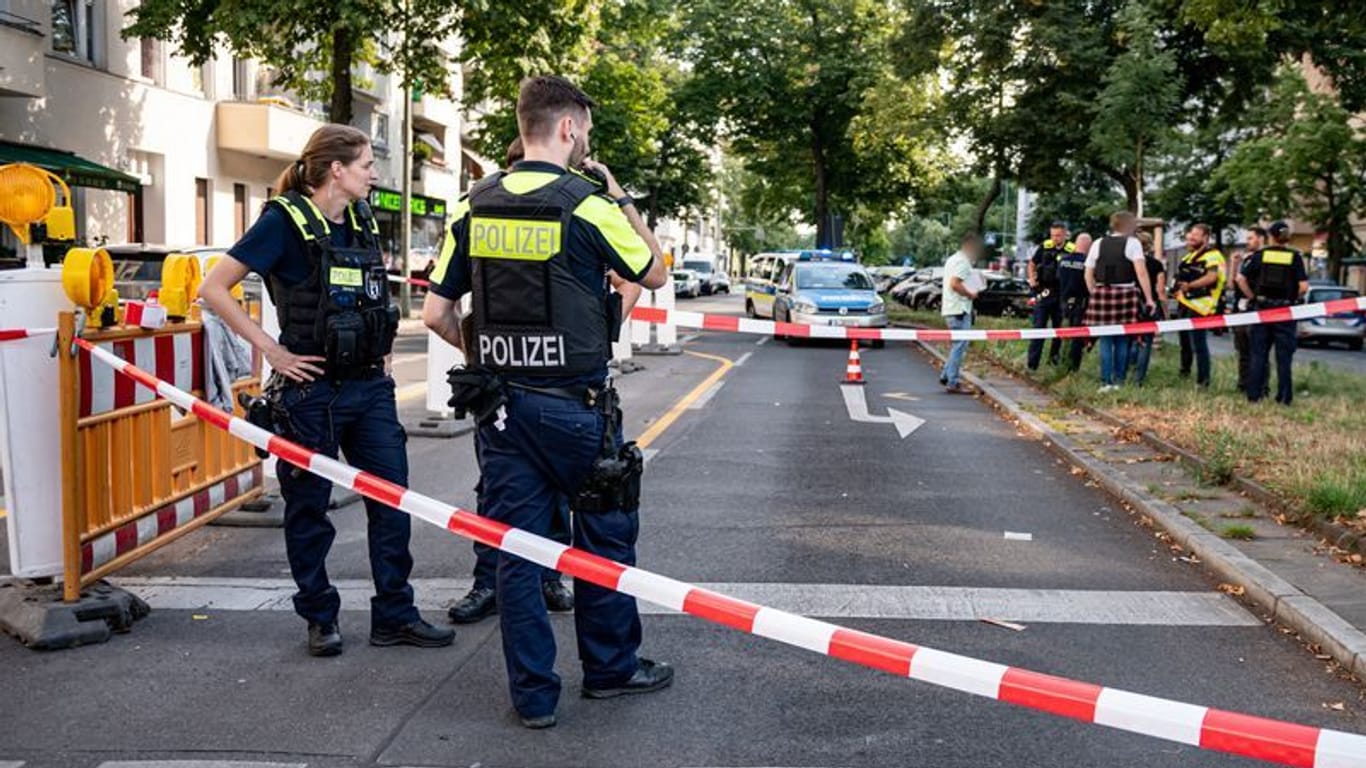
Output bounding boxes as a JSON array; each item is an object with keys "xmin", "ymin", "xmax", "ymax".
[
  {"xmin": 507, "ymin": 380, "xmax": 610, "ymax": 409},
  {"xmin": 323, "ymin": 363, "xmax": 385, "ymax": 381},
  {"xmin": 1254, "ymin": 297, "xmax": 1296, "ymax": 308}
]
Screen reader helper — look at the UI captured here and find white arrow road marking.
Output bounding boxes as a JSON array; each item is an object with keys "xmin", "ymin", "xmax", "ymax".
[
  {"xmin": 841, "ymin": 384, "xmax": 924, "ymax": 439},
  {"xmin": 884, "ymin": 391, "xmax": 921, "ymax": 402}
]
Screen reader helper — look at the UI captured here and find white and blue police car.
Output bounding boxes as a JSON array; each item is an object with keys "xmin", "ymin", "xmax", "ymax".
[{"xmin": 769, "ymin": 250, "xmax": 888, "ymax": 346}]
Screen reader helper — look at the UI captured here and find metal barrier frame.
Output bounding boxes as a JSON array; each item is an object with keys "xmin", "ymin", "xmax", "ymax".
[{"xmin": 57, "ymin": 311, "xmax": 263, "ymax": 601}]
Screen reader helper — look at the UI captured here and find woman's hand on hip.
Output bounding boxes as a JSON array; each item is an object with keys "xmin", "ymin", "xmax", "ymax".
[{"xmin": 266, "ymin": 343, "xmax": 326, "ymax": 382}]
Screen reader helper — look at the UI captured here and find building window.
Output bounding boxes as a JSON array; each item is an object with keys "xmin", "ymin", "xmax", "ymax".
[
  {"xmin": 231, "ymin": 58, "xmax": 249, "ymax": 100},
  {"xmin": 233, "ymin": 183, "xmax": 247, "ymax": 240},
  {"xmin": 195, "ymin": 178, "xmax": 211, "ymax": 245},
  {"xmin": 51, "ymin": 0, "xmax": 100, "ymax": 64},
  {"xmin": 373, "ymin": 113, "xmax": 390, "ymax": 153},
  {"xmin": 139, "ymin": 38, "xmax": 163, "ymax": 84}
]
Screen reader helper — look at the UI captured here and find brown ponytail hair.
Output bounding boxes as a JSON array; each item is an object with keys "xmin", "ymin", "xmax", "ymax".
[{"xmin": 272, "ymin": 123, "xmax": 371, "ymax": 196}]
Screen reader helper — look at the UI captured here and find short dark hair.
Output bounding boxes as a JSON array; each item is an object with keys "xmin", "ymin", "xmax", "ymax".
[
  {"xmin": 1248, "ymin": 226, "xmax": 1268, "ymax": 239},
  {"xmin": 1049, "ymin": 220, "xmax": 1067, "ymax": 230},
  {"xmin": 516, "ymin": 75, "xmax": 597, "ymax": 142},
  {"xmin": 504, "ymin": 137, "xmax": 524, "ymax": 168},
  {"xmin": 1187, "ymin": 222, "xmax": 1211, "ymax": 237},
  {"xmin": 1109, "ymin": 210, "xmax": 1136, "ymax": 231},
  {"xmin": 960, "ymin": 230, "xmax": 982, "ymax": 245}
]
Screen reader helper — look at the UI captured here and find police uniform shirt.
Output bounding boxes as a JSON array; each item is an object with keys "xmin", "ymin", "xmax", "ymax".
[
  {"xmin": 1058, "ymin": 248, "xmax": 1088, "ymax": 301},
  {"xmin": 429, "ymin": 160, "xmax": 654, "ymax": 386},
  {"xmin": 229, "ymin": 204, "xmax": 357, "ymax": 285},
  {"xmin": 1242, "ymin": 247, "xmax": 1308, "ymax": 302}
]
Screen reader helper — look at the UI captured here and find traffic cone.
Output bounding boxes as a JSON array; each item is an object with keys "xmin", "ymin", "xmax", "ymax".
[{"xmin": 844, "ymin": 340, "xmax": 865, "ymax": 385}]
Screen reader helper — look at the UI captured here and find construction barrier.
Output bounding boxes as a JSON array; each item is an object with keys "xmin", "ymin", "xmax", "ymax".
[
  {"xmin": 630, "ymin": 295, "xmax": 1366, "ymax": 343},
  {"xmin": 0, "ymin": 327, "xmax": 55, "ymax": 341},
  {"xmin": 57, "ymin": 311, "xmax": 263, "ymax": 601},
  {"xmin": 76, "ymin": 334, "xmax": 1366, "ymax": 767}
]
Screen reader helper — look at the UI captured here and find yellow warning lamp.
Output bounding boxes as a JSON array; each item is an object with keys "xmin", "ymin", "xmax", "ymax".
[
  {"xmin": 203, "ymin": 254, "xmax": 244, "ymax": 301},
  {"xmin": 159, "ymin": 253, "xmax": 202, "ymax": 320},
  {"xmin": 0, "ymin": 163, "xmax": 75, "ymax": 244},
  {"xmin": 62, "ymin": 246, "xmax": 121, "ymax": 328}
]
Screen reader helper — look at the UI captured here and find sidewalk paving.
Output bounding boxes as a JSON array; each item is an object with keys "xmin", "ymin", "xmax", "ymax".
[{"xmin": 913, "ymin": 340, "xmax": 1366, "ymax": 680}]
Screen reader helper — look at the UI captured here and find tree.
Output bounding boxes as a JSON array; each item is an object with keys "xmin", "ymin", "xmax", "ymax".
[
  {"xmin": 1088, "ymin": 0, "xmax": 1183, "ymax": 213},
  {"xmin": 125, "ymin": 0, "xmax": 463, "ymax": 125},
  {"xmin": 1027, "ymin": 164, "xmax": 1125, "ymax": 240},
  {"xmin": 682, "ymin": 0, "xmax": 913, "ymax": 248},
  {"xmin": 1214, "ymin": 67, "xmax": 1366, "ymax": 280}
]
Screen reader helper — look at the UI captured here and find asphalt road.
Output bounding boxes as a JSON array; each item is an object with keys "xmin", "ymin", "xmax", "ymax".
[
  {"xmin": 1206, "ymin": 328, "xmax": 1366, "ymax": 375},
  {"xmin": 0, "ymin": 291, "xmax": 1363, "ymax": 768}
]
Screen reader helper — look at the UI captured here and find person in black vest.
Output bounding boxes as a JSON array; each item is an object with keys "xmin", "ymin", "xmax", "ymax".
[
  {"xmin": 1026, "ymin": 221, "xmax": 1071, "ymax": 370},
  {"xmin": 1083, "ymin": 210, "xmax": 1157, "ymax": 391},
  {"xmin": 201, "ymin": 124, "xmax": 455, "ymax": 657},
  {"xmin": 1236, "ymin": 220, "xmax": 1309, "ymax": 404},
  {"xmin": 423, "ymin": 76, "xmax": 672, "ymax": 728},
  {"xmin": 1230, "ymin": 226, "xmax": 1267, "ymax": 394},
  {"xmin": 1127, "ymin": 231, "xmax": 1168, "ymax": 385}
]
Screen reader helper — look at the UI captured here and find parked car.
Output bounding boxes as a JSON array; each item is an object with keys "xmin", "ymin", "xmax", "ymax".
[
  {"xmin": 908, "ymin": 279, "xmax": 943, "ymax": 310},
  {"xmin": 892, "ymin": 268, "xmax": 942, "ymax": 307},
  {"xmin": 1297, "ymin": 285, "xmax": 1364, "ymax": 350},
  {"xmin": 673, "ymin": 269, "xmax": 702, "ymax": 298},
  {"xmin": 710, "ymin": 270, "xmax": 731, "ymax": 294},
  {"xmin": 976, "ymin": 277, "xmax": 1032, "ymax": 317},
  {"xmin": 871, "ymin": 266, "xmax": 915, "ymax": 293},
  {"xmin": 770, "ymin": 253, "xmax": 887, "ymax": 346},
  {"xmin": 682, "ymin": 259, "xmax": 724, "ymax": 294}
]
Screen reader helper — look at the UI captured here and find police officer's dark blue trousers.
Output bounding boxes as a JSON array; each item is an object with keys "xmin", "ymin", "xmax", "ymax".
[
  {"xmin": 1027, "ymin": 294, "xmax": 1064, "ymax": 369},
  {"xmin": 471, "ymin": 493, "xmax": 570, "ymax": 590},
  {"xmin": 277, "ymin": 375, "xmax": 420, "ymax": 629},
  {"xmin": 477, "ymin": 388, "xmax": 641, "ymax": 718},
  {"xmin": 1178, "ymin": 308, "xmax": 1212, "ymax": 385},
  {"xmin": 1248, "ymin": 321, "xmax": 1297, "ymax": 404}
]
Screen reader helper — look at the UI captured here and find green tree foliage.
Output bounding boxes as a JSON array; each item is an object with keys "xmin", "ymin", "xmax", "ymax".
[
  {"xmin": 1214, "ymin": 67, "xmax": 1366, "ymax": 279},
  {"xmin": 1027, "ymin": 164, "xmax": 1125, "ymax": 240},
  {"xmin": 124, "ymin": 0, "xmax": 462, "ymax": 125},
  {"xmin": 682, "ymin": 0, "xmax": 928, "ymax": 248}
]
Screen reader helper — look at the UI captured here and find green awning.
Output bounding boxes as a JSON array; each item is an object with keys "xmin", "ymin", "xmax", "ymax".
[{"xmin": 0, "ymin": 141, "xmax": 141, "ymax": 194}]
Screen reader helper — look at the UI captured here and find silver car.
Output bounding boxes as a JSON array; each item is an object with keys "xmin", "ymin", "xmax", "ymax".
[
  {"xmin": 672, "ymin": 269, "xmax": 702, "ymax": 298},
  {"xmin": 1297, "ymin": 285, "xmax": 1363, "ymax": 350}
]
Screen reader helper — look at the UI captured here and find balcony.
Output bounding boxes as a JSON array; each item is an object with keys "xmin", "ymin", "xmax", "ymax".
[
  {"xmin": 414, "ymin": 93, "xmax": 459, "ymax": 130},
  {"xmin": 216, "ymin": 100, "xmax": 324, "ymax": 161},
  {"xmin": 413, "ymin": 159, "xmax": 459, "ymax": 202},
  {"xmin": 0, "ymin": 11, "xmax": 46, "ymax": 98}
]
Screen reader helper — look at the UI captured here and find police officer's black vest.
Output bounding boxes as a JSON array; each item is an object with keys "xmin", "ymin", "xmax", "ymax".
[
  {"xmin": 1177, "ymin": 247, "xmax": 1215, "ymax": 299},
  {"xmin": 1034, "ymin": 240, "xmax": 1069, "ymax": 289},
  {"xmin": 266, "ymin": 191, "xmax": 397, "ymax": 371},
  {"xmin": 1095, "ymin": 236, "xmax": 1137, "ymax": 285},
  {"xmin": 466, "ymin": 170, "xmax": 616, "ymax": 377},
  {"xmin": 1252, "ymin": 246, "xmax": 1303, "ymax": 302}
]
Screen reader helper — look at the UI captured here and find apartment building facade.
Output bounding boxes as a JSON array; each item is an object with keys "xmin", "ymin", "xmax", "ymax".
[{"xmin": 0, "ymin": 0, "xmax": 463, "ymax": 264}]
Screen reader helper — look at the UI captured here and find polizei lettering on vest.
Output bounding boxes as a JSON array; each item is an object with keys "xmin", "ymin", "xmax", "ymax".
[
  {"xmin": 470, "ymin": 217, "xmax": 560, "ymax": 261},
  {"xmin": 478, "ymin": 332, "xmax": 567, "ymax": 368}
]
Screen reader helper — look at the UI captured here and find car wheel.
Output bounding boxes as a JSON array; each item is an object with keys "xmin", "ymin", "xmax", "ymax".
[
  {"xmin": 1350, "ymin": 338, "xmax": 1363, "ymax": 351},
  {"xmin": 1002, "ymin": 304, "xmax": 1019, "ymax": 318}
]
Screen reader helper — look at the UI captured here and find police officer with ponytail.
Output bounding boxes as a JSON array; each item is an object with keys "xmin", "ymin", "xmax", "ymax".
[
  {"xmin": 201, "ymin": 124, "xmax": 454, "ymax": 657},
  {"xmin": 424, "ymin": 76, "xmax": 671, "ymax": 729}
]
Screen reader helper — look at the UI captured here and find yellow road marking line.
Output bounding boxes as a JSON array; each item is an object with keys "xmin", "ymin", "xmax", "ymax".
[
  {"xmin": 396, "ymin": 381, "xmax": 427, "ymax": 402},
  {"xmin": 636, "ymin": 350, "xmax": 734, "ymax": 449}
]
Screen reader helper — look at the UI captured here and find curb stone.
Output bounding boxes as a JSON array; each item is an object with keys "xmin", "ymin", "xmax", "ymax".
[{"xmin": 911, "ymin": 339, "xmax": 1366, "ymax": 680}]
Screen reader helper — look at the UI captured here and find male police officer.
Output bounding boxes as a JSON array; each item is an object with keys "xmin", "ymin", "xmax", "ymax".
[
  {"xmin": 1026, "ymin": 221, "xmax": 1071, "ymax": 370},
  {"xmin": 1230, "ymin": 226, "xmax": 1267, "ymax": 394},
  {"xmin": 1236, "ymin": 220, "xmax": 1308, "ymax": 404},
  {"xmin": 423, "ymin": 76, "xmax": 671, "ymax": 729},
  {"xmin": 1173, "ymin": 223, "xmax": 1226, "ymax": 387}
]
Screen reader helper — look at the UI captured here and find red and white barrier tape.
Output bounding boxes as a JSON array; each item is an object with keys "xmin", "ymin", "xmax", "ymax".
[
  {"xmin": 0, "ymin": 327, "xmax": 56, "ymax": 342},
  {"xmin": 630, "ymin": 296, "xmax": 1366, "ymax": 343},
  {"xmin": 77, "ymin": 336, "xmax": 1366, "ymax": 767},
  {"xmin": 386, "ymin": 273, "xmax": 431, "ymax": 288}
]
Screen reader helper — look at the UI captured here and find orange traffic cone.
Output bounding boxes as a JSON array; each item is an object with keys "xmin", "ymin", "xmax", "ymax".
[{"xmin": 844, "ymin": 340, "xmax": 865, "ymax": 385}]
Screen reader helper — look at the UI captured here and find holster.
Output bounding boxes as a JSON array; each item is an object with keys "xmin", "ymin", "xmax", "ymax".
[
  {"xmin": 446, "ymin": 365, "xmax": 508, "ymax": 426},
  {"xmin": 573, "ymin": 386, "xmax": 644, "ymax": 513}
]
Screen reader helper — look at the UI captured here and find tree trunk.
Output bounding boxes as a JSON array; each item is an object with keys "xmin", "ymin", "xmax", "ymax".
[
  {"xmin": 1122, "ymin": 170, "xmax": 1140, "ymax": 214},
  {"xmin": 645, "ymin": 186, "xmax": 659, "ymax": 229},
  {"xmin": 812, "ymin": 128, "xmax": 830, "ymax": 248},
  {"xmin": 329, "ymin": 26, "xmax": 355, "ymax": 126},
  {"xmin": 972, "ymin": 174, "xmax": 1002, "ymax": 235}
]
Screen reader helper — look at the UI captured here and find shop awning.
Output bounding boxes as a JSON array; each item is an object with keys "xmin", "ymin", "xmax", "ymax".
[{"xmin": 0, "ymin": 140, "xmax": 141, "ymax": 194}]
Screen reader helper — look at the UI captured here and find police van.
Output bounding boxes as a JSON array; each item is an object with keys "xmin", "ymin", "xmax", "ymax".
[{"xmin": 748, "ymin": 250, "xmax": 888, "ymax": 345}]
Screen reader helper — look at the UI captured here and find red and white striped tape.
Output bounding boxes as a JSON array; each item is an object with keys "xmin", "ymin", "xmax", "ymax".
[
  {"xmin": 386, "ymin": 273, "xmax": 431, "ymax": 288},
  {"xmin": 0, "ymin": 327, "xmax": 56, "ymax": 342},
  {"xmin": 630, "ymin": 296, "xmax": 1366, "ymax": 343},
  {"xmin": 82, "ymin": 466, "xmax": 263, "ymax": 574},
  {"xmin": 77, "ymin": 336, "xmax": 1366, "ymax": 767}
]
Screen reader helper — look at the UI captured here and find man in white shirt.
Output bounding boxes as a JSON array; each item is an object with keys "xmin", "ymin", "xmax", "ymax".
[
  {"xmin": 940, "ymin": 231, "xmax": 983, "ymax": 393},
  {"xmin": 1083, "ymin": 211, "xmax": 1156, "ymax": 391}
]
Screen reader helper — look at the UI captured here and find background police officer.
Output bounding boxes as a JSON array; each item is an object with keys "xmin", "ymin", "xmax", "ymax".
[
  {"xmin": 423, "ymin": 75, "xmax": 670, "ymax": 729},
  {"xmin": 201, "ymin": 124, "xmax": 455, "ymax": 657},
  {"xmin": 1059, "ymin": 231, "xmax": 1091, "ymax": 371},
  {"xmin": 1173, "ymin": 223, "xmax": 1226, "ymax": 387},
  {"xmin": 1230, "ymin": 226, "xmax": 1267, "ymax": 394},
  {"xmin": 1026, "ymin": 221, "xmax": 1071, "ymax": 370},
  {"xmin": 1236, "ymin": 220, "xmax": 1309, "ymax": 404}
]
